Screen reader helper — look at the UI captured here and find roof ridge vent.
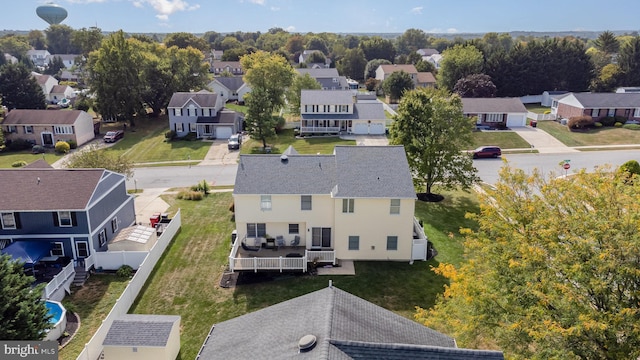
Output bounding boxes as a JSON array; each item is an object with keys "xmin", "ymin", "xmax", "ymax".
[
  {"xmin": 280, "ymin": 154, "xmax": 288, "ymax": 163},
  {"xmin": 298, "ymin": 334, "xmax": 317, "ymax": 353}
]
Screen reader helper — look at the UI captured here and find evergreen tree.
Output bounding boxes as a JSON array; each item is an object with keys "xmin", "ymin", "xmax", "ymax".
[
  {"xmin": 0, "ymin": 63, "xmax": 47, "ymax": 110},
  {"xmin": 0, "ymin": 254, "xmax": 51, "ymax": 340},
  {"xmin": 617, "ymin": 36, "xmax": 640, "ymax": 86}
]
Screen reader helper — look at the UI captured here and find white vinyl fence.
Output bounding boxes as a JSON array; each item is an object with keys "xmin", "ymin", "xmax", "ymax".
[
  {"xmin": 76, "ymin": 209, "xmax": 181, "ymax": 360},
  {"xmin": 527, "ymin": 111, "xmax": 557, "ymax": 121}
]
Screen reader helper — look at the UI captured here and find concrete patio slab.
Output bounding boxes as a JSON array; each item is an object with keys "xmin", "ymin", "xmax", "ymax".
[{"xmin": 316, "ymin": 260, "xmax": 355, "ymax": 275}]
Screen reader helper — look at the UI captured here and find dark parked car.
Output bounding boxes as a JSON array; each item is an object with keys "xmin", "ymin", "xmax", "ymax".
[
  {"xmin": 228, "ymin": 134, "xmax": 241, "ymax": 150},
  {"xmin": 471, "ymin": 146, "xmax": 502, "ymax": 159},
  {"xmin": 104, "ymin": 130, "xmax": 124, "ymax": 143}
]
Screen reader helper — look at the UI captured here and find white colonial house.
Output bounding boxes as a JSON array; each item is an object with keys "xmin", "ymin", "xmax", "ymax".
[
  {"xmin": 229, "ymin": 145, "xmax": 432, "ymax": 272},
  {"xmin": 207, "ymin": 76, "xmax": 251, "ymax": 104},
  {"xmin": 300, "ymin": 90, "xmax": 386, "ymax": 135},
  {"xmin": 167, "ymin": 90, "xmax": 243, "ymax": 139}
]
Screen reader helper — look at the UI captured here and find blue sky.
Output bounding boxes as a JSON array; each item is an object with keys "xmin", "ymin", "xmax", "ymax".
[{"xmin": 4, "ymin": 0, "xmax": 640, "ymax": 34}]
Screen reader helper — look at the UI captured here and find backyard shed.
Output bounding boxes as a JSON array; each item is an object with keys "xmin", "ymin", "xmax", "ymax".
[{"xmin": 102, "ymin": 314, "xmax": 181, "ymax": 360}]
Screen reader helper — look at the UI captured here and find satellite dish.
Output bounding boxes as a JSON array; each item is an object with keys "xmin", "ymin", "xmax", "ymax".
[{"xmin": 36, "ymin": 3, "xmax": 68, "ymax": 25}]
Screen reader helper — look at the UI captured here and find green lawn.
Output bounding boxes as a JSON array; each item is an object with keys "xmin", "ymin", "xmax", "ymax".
[
  {"xmin": 129, "ymin": 189, "xmax": 479, "ymax": 359},
  {"xmin": 537, "ymin": 121, "xmax": 640, "ymax": 147},
  {"xmin": 0, "ymin": 151, "xmax": 65, "ymax": 168},
  {"xmin": 470, "ymin": 131, "xmax": 532, "ymax": 150},
  {"xmin": 59, "ymin": 275, "xmax": 129, "ymax": 360},
  {"xmin": 241, "ymin": 129, "xmax": 355, "ymax": 154},
  {"xmin": 525, "ymin": 103, "xmax": 551, "ymax": 114},
  {"xmin": 100, "ymin": 116, "xmax": 211, "ymax": 163},
  {"xmin": 223, "ymin": 103, "xmax": 247, "ymax": 114}
]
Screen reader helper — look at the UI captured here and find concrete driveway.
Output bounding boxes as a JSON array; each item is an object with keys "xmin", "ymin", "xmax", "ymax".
[
  {"xmin": 353, "ymin": 135, "xmax": 389, "ymax": 146},
  {"xmin": 510, "ymin": 126, "xmax": 579, "ymax": 153},
  {"xmin": 198, "ymin": 139, "xmax": 240, "ymax": 166}
]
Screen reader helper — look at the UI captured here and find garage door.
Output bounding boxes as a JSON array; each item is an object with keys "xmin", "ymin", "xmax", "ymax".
[
  {"xmin": 216, "ymin": 126, "xmax": 233, "ymax": 139},
  {"xmin": 369, "ymin": 122, "xmax": 385, "ymax": 134},
  {"xmin": 352, "ymin": 122, "xmax": 368, "ymax": 134},
  {"xmin": 506, "ymin": 114, "xmax": 526, "ymax": 127}
]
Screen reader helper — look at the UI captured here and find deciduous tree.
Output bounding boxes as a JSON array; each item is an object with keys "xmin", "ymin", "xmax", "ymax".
[
  {"xmin": 418, "ymin": 165, "xmax": 640, "ymax": 359},
  {"xmin": 163, "ymin": 32, "xmax": 209, "ymax": 53},
  {"xmin": 65, "ymin": 144, "xmax": 133, "ymax": 178},
  {"xmin": 381, "ymin": 70, "xmax": 414, "ymax": 103},
  {"xmin": 286, "ymin": 73, "xmax": 321, "ymax": 115},
  {"xmin": 390, "ymin": 87, "xmax": 478, "ymax": 199},
  {"xmin": 453, "ymin": 73, "xmax": 497, "ymax": 98},
  {"xmin": 0, "ymin": 63, "xmax": 46, "ymax": 110},
  {"xmin": 0, "ymin": 254, "xmax": 51, "ymax": 340},
  {"xmin": 360, "ymin": 36, "xmax": 396, "ymax": 63},
  {"xmin": 437, "ymin": 44, "xmax": 484, "ymax": 91},
  {"xmin": 45, "ymin": 24, "xmax": 79, "ymax": 54},
  {"xmin": 88, "ymin": 30, "xmax": 143, "ymax": 125},
  {"xmin": 364, "ymin": 58, "xmax": 391, "ymax": 80},
  {"xmin": 337, "ymin": 48, "xmax": 367, "ymax": 81},
  {"xmin": 617, "ymin": 36, "xmax": 640, "ymax": 86},
  {"xmin": 396, "ymin": 28, "xmax": 429, "ymax": 55}
]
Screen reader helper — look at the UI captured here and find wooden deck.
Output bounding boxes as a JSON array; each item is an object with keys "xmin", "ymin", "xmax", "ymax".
[
  {"xmin": 235, "ymin": 246, "xmax": 306, "ymax": 258},
  {"xmin": 229, "ymin": 238, "xmax": 335, "ymax": 272}
]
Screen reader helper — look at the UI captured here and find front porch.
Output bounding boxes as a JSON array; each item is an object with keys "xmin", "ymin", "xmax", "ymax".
[{"xmin": 228, "ymin": 236, "xmax": 336, "ymax": 272}]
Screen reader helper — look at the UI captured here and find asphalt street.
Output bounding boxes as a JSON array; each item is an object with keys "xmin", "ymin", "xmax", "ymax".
[{"xmin": 125, "ymin": 150, "xmax": 640, "ymax": 190}]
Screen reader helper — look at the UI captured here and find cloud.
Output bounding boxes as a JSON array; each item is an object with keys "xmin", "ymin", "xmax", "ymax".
[
  {"xmin": 240, "ymin": 0, "xmax": 265, "ymax": 4},
  {"xmin": 446, "ymin": 28, "xmax": 458, "ymax": 33},
  {"xmin": 426, "ymin": 27, "xmax": 459, "ymax": 34},
  {"xmin": 410, "ymin": 6, "xmax": 423, "ymax": 15},
  {"xmin": 285, "ymin": 25, "xmax": 295, "ymax": 32},
  {"xmin": 270, "ymin": 6, "xmax": 279, "ymax": 11},
  {"xmin": 127, "ymin": 0, "xmax": 200, "ymax": 20}
]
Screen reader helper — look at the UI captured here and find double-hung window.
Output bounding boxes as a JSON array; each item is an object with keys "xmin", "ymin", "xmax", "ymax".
[
  {"xmin": 342, "ymin": 199, "xmax": 354, "ymax": 213},
  {"xmin": 260, "ymin": 195, "xmax": 272, "ymax": 211},
  {"xmin": 98, "ymin": 229, "xmax": 107, "ymax": 247},
  {"xmin": 301, "ymin": 195, "xmax": 312, "ymax": 210},
  {"xmin": 390, "ymin": 199, "xmax": 400, "ymax": 214},
  {"xmin": 1, "ymin": 212, "xmax": 16, "ymax": 229},
  {"xmin": 348, "ymin": 236, "xmax": 359, "ymax": 250},
  {"xmin": 387, "ymin": 236, "xmax": 398, "ymax": 250},
  {"xmin": 58, "ymin": 211, "xmax": 72, "ymax": 227},
  {"xmin": 247, "ymin": 223, "xmax": 266, "ymax": 238}
]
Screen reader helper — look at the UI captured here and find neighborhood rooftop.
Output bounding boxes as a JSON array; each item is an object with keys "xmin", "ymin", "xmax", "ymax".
[
  {"xmin": 568, "ymin": 92, "xmax": 640, "ymax": 108},
  {"xmin": 301, "ymin": 89, "xmax": 353, "ymax": 104},
  {"xmin": 168, "ymin": 91, "xmax": 218, "ymax": 108},
  {"xmin": 0, "ymin": 168, "xmax": 115, "ymax": 211},
  {"xmin": 462, "ymin": 98, "xmax": 527, "ymax": 113},
  {"xmin": 196, "ymin": 287, "xmax": 504, "ymax": 360},
  {"xmin": 102, "ymin": 314, "xmax": 180, "ymax": 347},
  {"xmin": 3, "ymin": 109, "xmax": 86, "ymax": 125},
  {"xmin": 234, "ymin": 146, "xmax": 415, "ymax": 199}
]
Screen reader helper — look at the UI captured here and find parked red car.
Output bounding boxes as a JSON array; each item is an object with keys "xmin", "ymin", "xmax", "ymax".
[
  {"xmin": 471, "ymin": 146, "xmax": 502, "ymax": 159},
  {"xmin": 103, "ymin": 130, "xmax": 124, "ymax": 143}
]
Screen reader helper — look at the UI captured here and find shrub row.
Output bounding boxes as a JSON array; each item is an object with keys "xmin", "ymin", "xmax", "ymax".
[
  {"xmin": 177, "ymin": 190, "xmax": 204, "ymax": 200},
  {"xmin": 567, "ymin": 115, "xmax": 594, "ymax": 130}
]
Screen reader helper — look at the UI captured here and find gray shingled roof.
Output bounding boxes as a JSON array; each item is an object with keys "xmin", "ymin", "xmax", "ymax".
[
  {"xmin": 214, "ymin": 76, "xmax": 245, "ymax": 92},
  {"xmin": 233, "ymin": 146, "xmax": 415, "ymax": 199},
  {"xmin": 195, "ymin": 110, "xmax": 239, "ymax": 124},
  {"xmin": 234, "ymin": 154, "xmax": 336, "ymax": 195},
  {"xmin": 330, "ymin": 340, "xmax": 504, "ymax": 359},
  {"xmin": 2, "ymin": 110, "xmax": 85, "ymax": 125},
  {"xmin": 379, "ymin": 64, "xmax": 418, "ymax": 75},
  {"xmin": 333, "ymin": 146, "xmax": 415, "ymax": 199},
  {"xmin": 461, "ymin": 98, "xmax": 527, "ymax": 114},
  {"xmin": 197, "ymin": 287, "xmax": 459, "ymax": 360},
  {"xmin": 0, "ymin": 169, "xmax": 105, "ymax": 211},
  {"xmin": 168, "ymin": 91, "xmax": 218, "ymax": 108},
  {"xmin": 103, "ymin": 314, "xmax": 180, "ymax": 347},
  {"xmin": 570, "ymin": 92, "xmax": 640, "ymax": 108},
  {"xmin": 301, "ymin": 90, "xmax": 353, "ymax": 105},
  {"xmin": 296, "ymin": 68, "xmax": 340, "ymax": 78},
  {"xmin": 51, "ymin": 85, "xmax": 69, "ymax": 94}
]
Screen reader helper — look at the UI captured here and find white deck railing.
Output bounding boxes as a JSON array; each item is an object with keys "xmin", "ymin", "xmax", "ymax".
[
  {"xmin": 43, "ymin": 262, "xmax": 75, "ymax": 300},
  {"xmin": 300, "ymin": 126, "xmax": 341, "ymax": 133},
  {"xmin": 228, "ymin": 236, "xmax": 335, "ymax": 272},
  {"xmin": 306, "ymin": 250, "xmax": 336, "ymax": 265}
]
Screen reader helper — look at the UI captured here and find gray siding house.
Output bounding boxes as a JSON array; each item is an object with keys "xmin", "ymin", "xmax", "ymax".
[
  {"xmin": 0, "ymin": 167, "xmax": 135, "ymax": 262},
  {"xmin": 168, "ymin": 90, "xmax": 243, "ymax": 139},
  {"xmin": 295, "ymin": 68, "xmax": 349, "ymax": 90}
]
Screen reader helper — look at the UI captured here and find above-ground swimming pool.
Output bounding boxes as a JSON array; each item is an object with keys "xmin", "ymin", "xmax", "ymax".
[{"xmin": 44, "ymin": 300, "xmax": 67, "ymax": 341}]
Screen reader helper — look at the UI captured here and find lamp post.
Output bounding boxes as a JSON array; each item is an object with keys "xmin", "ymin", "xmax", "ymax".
[{"xmin": 134, "ymin": 179, "xmax": 137, "ymax": 193}]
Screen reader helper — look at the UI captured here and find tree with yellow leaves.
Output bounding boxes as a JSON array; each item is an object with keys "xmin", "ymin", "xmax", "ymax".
[{"xmin": 417, "ymin": 164, "xmax": 640, "ymax": 359}]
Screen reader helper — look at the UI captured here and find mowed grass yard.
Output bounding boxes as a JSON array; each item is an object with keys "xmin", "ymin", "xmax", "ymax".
[
  {"xmin": 241, "ymin": 129, "xmax": 355, "ymax": 154},
  {"xmin": 128, "ymin": 189, "xmax": 479, "ymax": 359},
  {"xmin": 0, "ymin": 151, "xmax": 64, "ymax": 168},
  {"xmin": 100, "ymin": 116, "xmax": 211, "ymax": 164},
  {"xmin": 470, "ymin": 131, "xmax": 531, "ymax": 150},
  {"xmin": 537, "ymin": 120, "xmax": 640, "ymax": 147}
]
